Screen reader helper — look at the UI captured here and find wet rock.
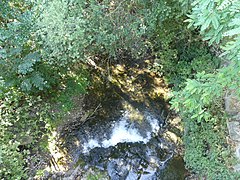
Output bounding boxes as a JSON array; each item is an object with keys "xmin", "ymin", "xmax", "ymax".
[
  {"xmin": 107, "ymin": 161, "xmax": 120, "ymax": 180},
  {"xmin": 63, "ymin": 165, "xmax": 81, "ymax": 180},
  {"xmin": 43, "ymin": 170, "xmax": 50, "ymax": 179},
  {"xmin": 51, "ymin": 174, "xmax": 57, "ymax": 179},
  {"xmin": 107, "ymin": 159, "xmax": 130, "ymax": 180},
  {"xmin": 64, "ymin": 169, "xmax": 74, "ymax": 177},
  {"xmin": 140, "ymin": 166, "xmax": 157, "ymax": 180},
  {"xmin": 163, "ymin": 131, "xmax": 180, "ymax": 144},
  {"xmin": 96, "ymin": 164, "xmax": 105, "ymax": 171},
  {"xmin": 62, "ymin": 103, "xmax": 186, "ymax": 179},
  {"xmin": 76, "ymin": 138, "xmax": 185, "ymax": 179},
  {"xmin": 126, "ymin": 171, "xmax": 138, "ymax": 180}
]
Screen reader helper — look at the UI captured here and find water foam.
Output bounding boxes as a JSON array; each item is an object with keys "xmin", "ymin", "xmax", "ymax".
[
  {"xmin": 82, "ymin": 110, "xmax": 160, "ymax": 153},
  {"xmin": 102, "ymin": 120, "xmax": 148, "ymax": 147}
]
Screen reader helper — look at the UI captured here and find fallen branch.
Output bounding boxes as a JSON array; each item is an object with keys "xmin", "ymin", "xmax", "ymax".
[{"xmin": 79, "ymin": 103, "xmax": 101, "ymax": 125}]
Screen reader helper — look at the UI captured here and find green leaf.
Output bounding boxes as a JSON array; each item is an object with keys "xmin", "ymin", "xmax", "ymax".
[
  {"xmin": 201, "ymin": 17, "xmax": 211, "ymax": 31},
  {"xmin": 18, "ymin": 60, "xmax": 34, "ymax": 75},
  {"xmin": 224, "ymin": 27, "xmax": 240, "ymax": 37},
  {"xmin": 20, "ymin": 79, "xmax": 32, "ymax": 91},
  {"xmin": 0, "ymin": 49, "xmax": 7, "ymax": 58},
  {"xmin": 24, "ymin": 52, "xmax": 41, "ymax": 62},
  {"xmin": 31, "ymin": 73, "xmax": 45, "ymax": 90},
  {"xmin": 211, "ymin": 15, "xmax": 219, "ymax": 29}
]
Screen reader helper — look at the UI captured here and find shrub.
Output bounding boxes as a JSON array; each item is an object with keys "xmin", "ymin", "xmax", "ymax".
[
  {"xmin": 183, "ymin": 114, "xmax": 238, "ymax": 179},
  {"xmin": 0, "ymin": 142, "xmax": 27, "ymax": 180},
  {"xmin": 0, "ymin": 84, "xmax": 52, "ymax": 179}
]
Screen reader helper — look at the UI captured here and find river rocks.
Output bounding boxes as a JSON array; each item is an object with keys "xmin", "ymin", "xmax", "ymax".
[
  {"xmin": 58, "ymin": 102, "xmax": 187, "ymax": 179},
  {"xmin": 78, "ymin": 109, "xmax": 163, "ymax": 153},
  {"xmin": 126, "ymin": 171, "xmax": 139, "ymax": 180},
  {"xmin": 107, "ymin": 157, "xmax": 158, "ymax": 180},
  {"xmin": 107, "ymin": 159, "xmax": 130, "ymax": 179},
  {"xmin": 76, "ymin": 137, "xmax": 186, "ymax": 179},
  {"xmin": 43, "ymin": 170, "xmax": 50, "ymax": 179},
  {"xmin": 55, "ymin": 59, "xmax": 187, "ymax": 178},
  {"xmin": 62, "ymin": 165, "xmax": 81, "ymax": 180},
  {"xmin": 61, "ymin": 166, "xmax": 108, "ymax": 180}
]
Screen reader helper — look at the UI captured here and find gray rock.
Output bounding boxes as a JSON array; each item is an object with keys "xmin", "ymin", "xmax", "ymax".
[
  {"xmin": 107, "ymin": 161, "xmax": 120, "ymax": 180},
  {"xmin": 126, "ymin": 171, "xmax": 138, "ymax": 180},
  {"xmin": 233, "ymin": 164, "xmax": 240, "ymax": 172},
  {"xmin": 51, "ymin": 174, "xmax": 57, "ymax": 179},
  {"xmin": 139, "ymin": 166, "xmax": 157, "ymax": 180},
  {"xmin": 43, "ymin": 170, "xmax": 50, "ymax": 179},
  {"xmin": 225, "ymin": 93, "xmax": 240, "ymax": 116},
  {"xmin": 227, "ymin": 121, "xmax": 240, "ymax": 141},
  {"xmin": 236, "ymin": 144, "xmax": 240, "ymax": 160},
  {"xmin": 233, "ymin": 113, "xmax": 240, "ymax": 121}
]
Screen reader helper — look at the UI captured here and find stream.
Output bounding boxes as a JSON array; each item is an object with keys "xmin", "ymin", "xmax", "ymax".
[
  {"xmin": 59, "ymin": 60, "xmax": 187, "ymax": 179},
  {"xmin": 62, "ymin": 98, "xmax": 186, "ymax": 179}
]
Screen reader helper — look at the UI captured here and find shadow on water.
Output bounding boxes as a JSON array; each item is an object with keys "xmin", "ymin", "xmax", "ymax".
[{"xmin": 58, "ymin": 54, "xmax": 187, "ymax": 179}]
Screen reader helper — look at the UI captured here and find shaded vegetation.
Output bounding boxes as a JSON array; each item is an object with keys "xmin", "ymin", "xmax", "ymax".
[{"xmin": 0, "ymin": 0, "xmax": 239, "ymax": 179}]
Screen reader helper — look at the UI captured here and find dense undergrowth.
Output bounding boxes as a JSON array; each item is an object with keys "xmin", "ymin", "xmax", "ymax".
[
  {"xmin": 152, "ymin": 32, "xmax": 239, "ymax": 179},
  {"xmin": 169, "ymin": 0, "xmax": 240, "ymax": 178},
  {"xmin": 0, "ymin": 0, "xmax": 240, "ymax": 179},
  {"xmin": 167, "ymin": 46, "xmax": 238, "ymax": 178},
  {"xmin": 0, "ymin": 70, "xmax": 89, "ymax": 179}
]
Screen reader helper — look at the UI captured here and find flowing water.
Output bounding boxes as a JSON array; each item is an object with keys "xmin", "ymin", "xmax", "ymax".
[
  {"xmin": 61, "ymin": 60, "xmax": 187, "ymax": 179},
  {"xmin": 63, "ymin": 101, "xmax": 186, "ymax": 179}
]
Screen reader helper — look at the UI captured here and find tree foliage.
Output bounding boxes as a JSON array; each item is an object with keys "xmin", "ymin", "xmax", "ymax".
[
  {"xmin": 0, "ymin": 0, "xmax": 181, "ymax": 92},
  {"xmin": 36, "ymin": 0, "xmax": 178, "ymax": 64},
  {"xmin": 0, "ymin": 1, "xmax": 49, "ymax": 91},
  {"xmin": 172, "ymin": 0, "xmax": 240, "ymax": 122},
  {"xmin": 185, "ymin": 0, "xmax": 240, "ymax": 59},
  {"xmin": 1, "ymin": 0, "xmax": 239, "ymax": 179},
  {"xmin": 170, "ymin": 0, "xmax": 240, "ymax": 178},
  {"xmin": 0, "ymin": 0, "xmax": 183, "ymax": 178}
]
